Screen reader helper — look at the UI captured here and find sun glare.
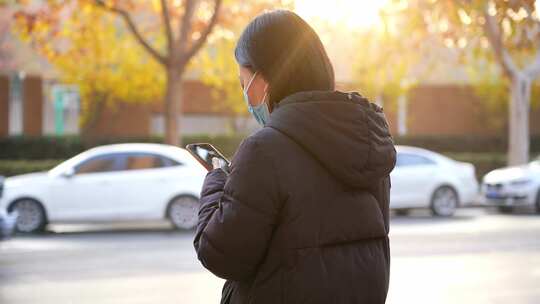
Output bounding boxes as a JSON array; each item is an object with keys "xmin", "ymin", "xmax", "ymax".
[{"xmin": 295, "ymin": 0, "xmax": 388, "ymax": 29}]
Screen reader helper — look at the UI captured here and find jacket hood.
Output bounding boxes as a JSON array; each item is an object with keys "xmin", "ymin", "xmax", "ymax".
[{"xmin": 267, "ymin": 91, "xmax": 396, "ymax": 189}]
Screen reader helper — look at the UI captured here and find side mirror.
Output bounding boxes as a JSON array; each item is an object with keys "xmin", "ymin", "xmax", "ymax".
[{"xmin": 62, "ymin": 167, "xmax": 75, "ymax": 178}]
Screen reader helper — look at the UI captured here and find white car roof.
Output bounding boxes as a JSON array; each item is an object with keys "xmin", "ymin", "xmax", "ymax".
[
  {"xmin": 86, "ymin": 143, "xmax": 195, "ymax": 161},
  {"xmin": 88, "ymin": 143, "xmax": 181, "ymax": 154},
  {"xmin": 49, "ymin": 143, "xmax": 201, "ymax": 176}
]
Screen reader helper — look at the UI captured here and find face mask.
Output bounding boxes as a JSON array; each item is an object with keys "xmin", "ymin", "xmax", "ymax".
[{"xmin": 243, "ymin": 71, "xmax": 271, "ymax": 126}]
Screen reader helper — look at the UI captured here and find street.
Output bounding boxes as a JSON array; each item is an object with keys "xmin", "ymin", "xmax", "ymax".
[{"xmin": 1, "ymin": 207, "xmax": 539, "ymax": 304}]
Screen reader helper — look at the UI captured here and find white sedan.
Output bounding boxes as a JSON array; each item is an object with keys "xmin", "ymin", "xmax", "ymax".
[
  {"xmin": 481, "ymin": 157, "xmax": 540, "ymax": 213},
  {"xmin": 390, "ymin": 146, "xmax": 479, "ymax": 216},
  {"xmin": 0, "ymin": 143, "xmax": 207, "ymax": 232}
]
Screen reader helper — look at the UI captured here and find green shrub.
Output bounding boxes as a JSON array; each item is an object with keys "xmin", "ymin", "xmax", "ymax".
[
  {"xmin": 0, "ymin": 136, "xmax": 84, "ymax": 160},
  {"xmin": 0, "ymin": 159, "xmax": 64, "ymax": 177},
  {"xmin": 0, "ymin": 135, "xmax": 539, "ymax": 179},
  {"xmin": 0, "ymin": 152, "xmax": 522, "ymax": 180},
  {"xmin": 0, "ymin": 134, "xmax": 245, "ymax": 160},
  {"xmin": 394, "ymin": 135, "xmax": 540, "ymax": 153}
]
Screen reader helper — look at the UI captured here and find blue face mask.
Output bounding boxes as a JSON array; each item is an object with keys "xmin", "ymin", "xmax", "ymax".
[{"xmin": 243, "ymin": 71, "xmax": 270, "ymax": 126}]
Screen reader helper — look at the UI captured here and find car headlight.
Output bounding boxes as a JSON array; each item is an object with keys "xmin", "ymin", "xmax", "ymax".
[{"xmin": 510, "ymin": 179, "xmax": 533, "ymax": 186}]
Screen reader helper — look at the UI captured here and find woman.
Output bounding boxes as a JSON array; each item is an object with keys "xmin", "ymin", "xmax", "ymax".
[{"xmin": 194, "ymin": 10, "xmax": 396, "ymax": 304}]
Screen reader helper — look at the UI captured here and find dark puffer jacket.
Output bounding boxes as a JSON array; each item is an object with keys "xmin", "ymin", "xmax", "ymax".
[{"xmin": 194, "ymin": 91, "xmax": 396, "ymax": 304}]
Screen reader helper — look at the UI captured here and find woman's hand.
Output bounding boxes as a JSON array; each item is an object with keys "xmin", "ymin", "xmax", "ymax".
[{"xmin": 212, "ymin": 157, "xmax": 230, "ymax": 174}]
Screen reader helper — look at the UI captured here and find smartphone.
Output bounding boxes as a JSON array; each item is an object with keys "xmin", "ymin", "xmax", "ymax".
[{"xmin": 186, "ymin": 143, "xmax": 231, "ymax": 171}]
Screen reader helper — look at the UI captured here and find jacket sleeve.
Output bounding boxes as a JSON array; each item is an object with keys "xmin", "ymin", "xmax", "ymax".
[{"xmin": 193, "ymin": 136, "xmax": 282, "ymax": 281}]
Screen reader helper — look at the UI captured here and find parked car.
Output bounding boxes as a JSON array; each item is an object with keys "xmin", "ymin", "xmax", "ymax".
[
  {"xmin": 390, "ymin": 146, "xmax": 479, "ymax": 217},
  {"xmin": 481, "ymin": 156, "xmax": 540, "ymax": 213},
  {"xmin": 0, "ymin": 143, "xmax": 207, "ymax": 233}
]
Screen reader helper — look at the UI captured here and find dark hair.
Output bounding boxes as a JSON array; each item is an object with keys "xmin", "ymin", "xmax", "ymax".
[{"xmin": 235, "ymin": 10, "xmax": 335, "ymax": 109}]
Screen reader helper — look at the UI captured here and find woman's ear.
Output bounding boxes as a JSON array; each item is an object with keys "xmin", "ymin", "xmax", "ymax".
[
  {"xmin": 263, "ymin": 84, "xmax": 275, "ymax": 112},
  {"xmin": 257, "ymin": 73, "xmax": 269, "ymax": 92}
]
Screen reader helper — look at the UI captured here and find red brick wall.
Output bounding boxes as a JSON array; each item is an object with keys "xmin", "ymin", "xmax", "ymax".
[
  {"xmin": 3, "ymin": 77, "xmax": 538, "ymax": 139},
  {"xmin": 87, "ymin": 80, "xmax": 225, "ymax": 138},
  {"xmin": 406, "ymin": 85, "xmax": 501, "ymax": 136},
  {"xmin": 83, "ymin": 102, "xmax": 151, "ymax": 138},
  {"xmin": 150, "ymin": 80, "xmax": 228, "ymax": 115},
  {"xmin": 95, "ymin": 83, "xmax": 540, "ymax": 138},
  {"xmin": 22, "ymin": 76, "xmax": 43, "ymax": 136},
  {"xmin": 403, "ymin": 85, "xmax": 540, "ymax": 136},
  {"xmin": 0, "ymin": 75, "xmax": 9, "ymax": 137}
]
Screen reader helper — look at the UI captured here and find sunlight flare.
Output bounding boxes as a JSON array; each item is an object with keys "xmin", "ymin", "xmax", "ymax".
[{"xmin": 295, "ymin": 0, "xmax": 388, "ymax": 29}]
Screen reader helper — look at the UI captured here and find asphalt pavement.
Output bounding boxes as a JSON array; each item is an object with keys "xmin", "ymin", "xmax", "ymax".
[{"xmin": 1, "ymin": 207, "xmax": 539, "ymax": 304}]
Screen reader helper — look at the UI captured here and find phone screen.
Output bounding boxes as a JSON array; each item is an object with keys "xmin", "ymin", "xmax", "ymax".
[{"xmin": 186, "ymin": 143, "xmax": 230, "ymax": 171}]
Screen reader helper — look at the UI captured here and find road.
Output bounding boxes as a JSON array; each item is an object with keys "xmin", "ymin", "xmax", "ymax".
[{"xmin": 1, "ymin": 208, "xmax": 539, "ymax": 304}]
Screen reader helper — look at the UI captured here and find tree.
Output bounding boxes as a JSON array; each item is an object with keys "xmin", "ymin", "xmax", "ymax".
[
  {"xmin": 0, "ymin": 5, "xmax": 18, "ymax": 71},
  {"xmin": 95, "ymin": 0, "xmax": 223, "ymax": 146},
  {"xmin": 15, "ymin": 3, "xmax": 164, "ymax": 133},
  {"xmin": 399, "ymin": 0, "xmax": 540, "ymax": 165},
  {"xmin": 194, "ymin": 0, "xmax": 293, "ymax": 132},
  {"xmin": 17, "ymin": 0, "xmax": 223, "ymax": 145},
  {"xmin": 350, "ymin": 4, "xmax": 446, "ymax": 136},
  {"xmin": 16, "ymin": 1, "xmax": 293, "ymax": 141},
  {"xmin": 351, "ymin": 10, "xmax": 421, "ymax": 109}
]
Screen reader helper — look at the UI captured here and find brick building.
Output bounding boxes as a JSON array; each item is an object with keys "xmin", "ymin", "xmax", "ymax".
[
  {"xmin": 0, "ymin": 75, "xmax": 259, "ymax": 138},
  {"xmin": 0, "ymin": 74, "xmax": 539, "ymax": 139}
]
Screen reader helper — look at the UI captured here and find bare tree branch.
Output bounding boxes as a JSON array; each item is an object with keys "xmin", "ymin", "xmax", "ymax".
[
  {"xmin": 181, "ymin": 0, "xmax": 222, "ymax": 66},
  {"xmin": 160, "ymin": 0, "xmax": 174, "ymax": 54},
  {"xmin": 176, "ymin": 0, "xmax": 197, "ymax": 58},
  {"xmin": 95, "ymin": 0, "xmax": 167, "ymax": 65},
  {"xmin": 482, "ymin": 8, "xmax": 518, "ymax": 78}
]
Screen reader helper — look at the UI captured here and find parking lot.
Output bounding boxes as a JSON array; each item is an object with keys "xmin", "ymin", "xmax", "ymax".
[{"xmin": 1, "ymin": 207, "xmax": 539, "ymax": 304}]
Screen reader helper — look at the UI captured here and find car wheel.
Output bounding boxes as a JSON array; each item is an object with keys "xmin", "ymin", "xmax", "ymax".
[
  {"xmin": 497, "ymin": 206, "xmax": 514, "ymax": 214},
  {"xmin": 430, "ymin": 186, "xmax": 458, "ymax": 217},
  {"xmin": 167, "ymin": 196, "xmax": 200, "ymax": 230},
  {"xmin": 10, "ymin": 199, "xmax": 47, "ymax": 233},
  {"xmin": 395, "ymin": 209, "xmax": 410, "ymax": 216}
]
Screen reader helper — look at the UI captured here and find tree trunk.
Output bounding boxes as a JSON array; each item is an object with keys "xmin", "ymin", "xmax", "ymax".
[
  {"xmin": 508, "ymin": 74, "xmax": 531, "ymax": 166},
  {"xmin": 81, "ymin": 93, "xmax": 107, "ymax": 138},
  {"xmin": 164, "ymin": 68, "xmax": 183, "ymax": 146},
  {"xmin": 397, "ymin": 94, "xmax": 408, "ymax": 136}
]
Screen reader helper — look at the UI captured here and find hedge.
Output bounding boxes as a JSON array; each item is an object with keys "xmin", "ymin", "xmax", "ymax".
[
  {"xmin": 394, "ymin": 135, "xmax": 540, "ymax": 154},
  {"xmin": 0, "ymin": 134, "xmax": 539, "ymax": 178},
  {"xmin": 0, "ymin": 135, "xmax": 245, "ymax": 160},
  {"xmin": 0, "ymin": 159, "xmax": 64, "ymax": 177},
  {"xmin": 0, "ymin": 153, "xmax": 512, "ymax": 179},
  {"xmin": 2, "ymin": 135, "xmax": 540, "ymax": 160}
]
